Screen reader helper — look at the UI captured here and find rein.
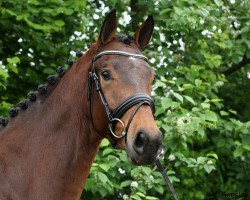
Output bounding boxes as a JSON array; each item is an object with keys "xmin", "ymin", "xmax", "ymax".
[{"xmin": 87, "ymin": 50, "xmax": 179, "ymax": 200}]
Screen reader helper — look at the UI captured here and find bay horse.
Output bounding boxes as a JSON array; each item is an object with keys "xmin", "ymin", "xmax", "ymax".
[{"xmin": 0, "ymin": 10, "xmax": 162, "ymax": 199}]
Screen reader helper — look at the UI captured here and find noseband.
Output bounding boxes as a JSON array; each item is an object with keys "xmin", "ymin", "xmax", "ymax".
[{"xmin": 87, "ymin": 50, "xmax": 155, "ymax": 148}]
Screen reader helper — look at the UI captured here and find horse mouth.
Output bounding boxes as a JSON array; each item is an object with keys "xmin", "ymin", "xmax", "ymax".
[
  {"xmin": 126, "ymin": 145, "xmax": 162, "ymax": 166},
  {"xmin": 127, "ymin": 153, "xmax": 158, "ymax": 166}
]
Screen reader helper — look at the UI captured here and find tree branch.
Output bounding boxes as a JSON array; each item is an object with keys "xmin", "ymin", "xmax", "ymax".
[{"xmin": 223, "ymin": 54, "xmax": 250, "ymax": 76}]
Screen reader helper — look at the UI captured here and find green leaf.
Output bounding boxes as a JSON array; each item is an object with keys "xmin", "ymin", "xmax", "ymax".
[
  {"xmin": 131, "ymin": 194, "xmax": 142, "ymax": 200},
  {"xmin": 171, "ymin": 91, "xmax": 183, "ymax": 103},
  {"xmin": 161, "ymin": 124, "xmax": 171, "ymax": 132},
  {"xmin": 64, "ymin": 8, "xmax": 74, "ymax": 15},
  {"xmin": 242, "ymin": 135, "xmax": 250, "ymax": 146},
  {"xmin": 84, "ymin": 179, "xmax": 95, "ymax": 191},
  {"xmin": 201, "ymin": 102, "xmax": 210, "ymax": 109},
  {"xmin": 145, "ymin": 196, "xmax": 159, "ymax": 200},
  {"xmin": 120, "ymin": 180, "xmax": 132, "ymax": 188},
  {"xmin": 100, "ymin": 139, "xmax": 109, "ymax": 147},
  {"xmin": 97, "ymin": 172, "xmax": 108, "ymax": 184},
  {"xmin": 229, "ymin": 109, "xmax": 237, "ymax": 115},
  {"xmin": 102, "ymin": 148, "xmax": 113, "ymax": 156},
  {"xmin": 154, "ymin": 80, "xmax": 166, "ymax": 88},
  {"xmin": 7, "ymin": 56, "xmax": 20, "ymax": 73},
  {"xmin": 142, "ymin": 167, "xmax": 151, "ymax": 175},
  {"xmin": 204, "ymin": 164, "xmax": 215, "ymax": 174},
  {"xmin": 155, "ymin": 185, "xmax": 164, "ymax": 194},
  {"xmin": 242, "ymin": 136, "xmax": 250, "ymax": 150},
  {"xmin": 234, "ymin": 140, "xmax": 242, "ymax": 146},
  {"xmin": 0, "ymin": 69, "xmax": 9, "ymax": 79},
  {"xmin": 54, "ymin": 20, "xmax": 65, "ymax": 27},
  {"xmin": 155, "ymin": 107, "xmax": 165, "ymax": 116},
  {"xmin": 99, "ymin": 164, "xmax": 109, "ymax": 172},
  {"xmin": 137, "ymin": 192, "xmax": 146, "ymax": 197},
  {"xmin": 131, "ymin": 168, "xmax": 141, "ymax": 177},
  {"xmin": 213, "ymin": 0, "xmax": 223, "ymax": 7},
  {"xmin": 8, "ymin": 65, "xmax": 18, "ymax": 74},
  {"xmin": 161, "ymin": 98, "xmax": 173, "ymax": 110},
  {"xmin": 182, "ymin": 83, "xmax": 194, "ymax": 90},
  {"xmin": 8, "ymin": 57, "xmax": 20, "ymax": 64},
  {"xmin": 5, "ymin": 9, "xmax": 17, "ymax": 17},
  {"xmin": 184, "ymin": 95, "xmax": 195, "ymax": 105},
  {"xmin": 220, "ymin": 111, "xmax": 229, "ymax": 116},
  {"xmin": 243, "ymin": 145, "xmax": 250, "ymax": 151},
  {"xmin": 28, "ymin": 0, "xmax": 40, "ymax": 5},
  {"xmin": 210, "ymin": 99, "xmax": 222, "ymax": 103},
  {"xmin": 197, "ymin": 157, "xmax": 206, "ymax": 164},
  {"xmin": 206, "ymin": 153, "xmax": 218, "ymax": 160},
  {"xmin": 233, "ymin": 147, "xmax": 245, "ymax": 158},
  {"xmin": 43, "ymin": 68, "xmax": 55, "ymax": 74},
  {"xmin": 203, "ymin": 111, "xmax": 218, "ymax": 122},
  {"xmin": 25, "ymin": 19, "xmax": 54, "ymax": 31},
  {"xmin": 160, "ymin": 8, "xmax": 171, "ymax": 15},
  {"xmin": 195, "ymin": 79, "xmax": 202, "ymax": 87},
  {"xmin": 169, "ymin": 176, "xmax": 180, "ymax": 182}
]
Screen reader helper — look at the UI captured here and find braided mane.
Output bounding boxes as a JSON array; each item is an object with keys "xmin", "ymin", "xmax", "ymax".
[{"xmin": 0, "ymin": 51, "xmax": 82, "ymax": 130}]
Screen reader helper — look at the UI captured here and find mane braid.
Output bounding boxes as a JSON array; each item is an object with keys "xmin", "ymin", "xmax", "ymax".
[{"xmin": 0, "ymin": 51, "xmax": 83, "ymax": 130}]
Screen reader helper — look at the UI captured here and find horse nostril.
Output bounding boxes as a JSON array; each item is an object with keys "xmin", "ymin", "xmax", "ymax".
[{"xmin": 133, "ymin": 131, "xmax": 149, "ymax": 155}]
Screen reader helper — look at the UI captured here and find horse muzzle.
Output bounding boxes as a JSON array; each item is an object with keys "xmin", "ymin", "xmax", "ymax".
[{"xmin": 126, "ymin": 130, "xmax": 163, "ymax": 165}]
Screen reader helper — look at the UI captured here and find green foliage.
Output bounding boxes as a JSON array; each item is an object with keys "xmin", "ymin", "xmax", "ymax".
[
  {"xmin": 1, "ymin": 0, "xmax": 250, "ymax": 199},
  {"xmin": 0, "ymin": 0, "xmax": 87, "ymax": 114}
]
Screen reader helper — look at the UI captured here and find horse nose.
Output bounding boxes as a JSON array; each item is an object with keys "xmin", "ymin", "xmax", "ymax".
[{"xmin": 133, "ymin": 131, "xmax": 149, "ymax": 155}]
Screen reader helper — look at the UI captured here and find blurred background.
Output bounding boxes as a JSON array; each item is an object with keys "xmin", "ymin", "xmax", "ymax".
[{"xmin": 0, "ymin": 0, "xmax": 249, "ymax": 199}]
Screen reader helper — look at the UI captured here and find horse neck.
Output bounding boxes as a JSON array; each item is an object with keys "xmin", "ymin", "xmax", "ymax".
[{"xmin": 0, "ymin": 46, "xmax": 103, "ymax": 199}]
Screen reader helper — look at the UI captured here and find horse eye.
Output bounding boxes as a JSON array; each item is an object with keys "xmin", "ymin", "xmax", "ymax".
[{"xmin": 101, "ymin": 70, "xmax": 111, "ymax": 80}]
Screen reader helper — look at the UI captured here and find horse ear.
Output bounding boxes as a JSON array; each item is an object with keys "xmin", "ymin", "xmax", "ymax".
[
  {"xmin": 99, "ymin": 10, "xmax": 117, "ymax": 45},
  {"xmin": 134, "ymin": 16, "xmax": 154, "ymax": 50}
]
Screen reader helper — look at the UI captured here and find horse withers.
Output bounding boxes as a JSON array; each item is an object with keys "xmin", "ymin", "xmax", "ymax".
[{"xmin": 0, "ymin": 10, "xmax": 162, "ymax": 199}]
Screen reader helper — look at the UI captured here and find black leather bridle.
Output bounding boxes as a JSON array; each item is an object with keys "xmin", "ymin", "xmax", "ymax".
[
  {"xmin": 87, "ymin": 50, "xmax": 155, "ymax": 148},
  {"xmin": 87, "ymin": 50, "xmax": 179, "ymax": 200}
]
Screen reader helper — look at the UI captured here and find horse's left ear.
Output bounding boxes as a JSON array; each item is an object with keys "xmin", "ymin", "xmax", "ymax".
[
  {"xmin": 134, "ymin": 16, "xmax": 154, "ymax": 50},
  {"xmin": 99, "ymin": 9, "xmax": 117, "ymax": 45}
]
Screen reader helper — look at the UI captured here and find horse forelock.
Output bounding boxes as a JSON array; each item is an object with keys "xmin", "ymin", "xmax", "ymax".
[{"xmin": 117, "ymin": 35, "xmax": 134, "ymax": 45}]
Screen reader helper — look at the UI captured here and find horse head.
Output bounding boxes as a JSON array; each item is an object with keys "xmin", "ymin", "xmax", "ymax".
[{"xmin": 88, "ymin": 10, "xmax": 162, "ymax": 165}]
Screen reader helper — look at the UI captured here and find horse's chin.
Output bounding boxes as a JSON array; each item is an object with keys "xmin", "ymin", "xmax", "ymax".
[{"xmin": 125, "ymin": 146, "xmax": 160, "ymax": 166}]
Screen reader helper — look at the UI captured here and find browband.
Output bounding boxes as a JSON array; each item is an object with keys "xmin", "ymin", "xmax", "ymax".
[{"xmin": 92, "ymin": 50, "xmax": 148, "ymax": 62}]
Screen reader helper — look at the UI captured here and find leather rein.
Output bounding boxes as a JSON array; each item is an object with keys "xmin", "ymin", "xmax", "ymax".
[{"xmin": 87, "ymin": 50, "xmax": 179, "ymax": 200}]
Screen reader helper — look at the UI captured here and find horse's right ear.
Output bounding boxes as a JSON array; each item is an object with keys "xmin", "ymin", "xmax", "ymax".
[
  {"xmin": 99, "ymin": 10, "xmax": 117, "ymax": 45},
  {"xmin": 134, "ymin": 16, "xmax": 154, "ymax": 50}
]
